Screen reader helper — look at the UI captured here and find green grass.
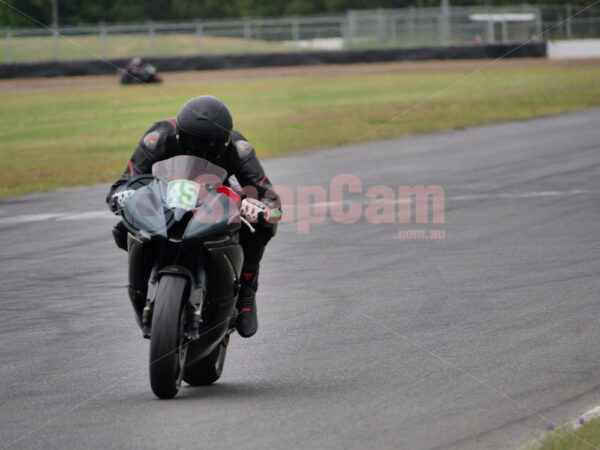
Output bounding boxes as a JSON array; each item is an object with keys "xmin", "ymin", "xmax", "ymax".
[
  {"xmin": 1, "ymin": 62, "xmax": 600, "ymax": 197},
  {"xmin": 3, "ymin": 30, "xmax": 481, "ymax": 63},
  {"xmin": 3, "ymin": 33, "xmax": 292, "ymax": 63},
  {"xmin": 523, "ymin": 417, "xmax": 600, "ymax": 449}
]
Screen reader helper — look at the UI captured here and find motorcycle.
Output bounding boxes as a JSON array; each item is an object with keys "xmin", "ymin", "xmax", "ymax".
[
  {"xmin": 120, "ymin": 60, "xmax": 162, "ymax": 85},
  {"xmin": 115, "ymin": 155, "xmax": 251, "ymax": 399}
]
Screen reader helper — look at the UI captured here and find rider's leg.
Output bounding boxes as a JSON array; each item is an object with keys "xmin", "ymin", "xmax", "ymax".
[
  {"xmin": 236, "ymin": 223, "xmax": 277, "ymax": 338},
  {"xmin": 113, "ymin": 220, "xmax": 150, "ymax": 329},
  {"xmin": 127, "ymin": 235, "xmax": 155, "ymax": 330}
]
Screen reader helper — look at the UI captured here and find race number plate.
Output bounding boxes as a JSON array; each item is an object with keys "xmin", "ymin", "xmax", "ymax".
[{"xmin": 166, "ymin": 180, "xmax": 200, "ymax": 210}]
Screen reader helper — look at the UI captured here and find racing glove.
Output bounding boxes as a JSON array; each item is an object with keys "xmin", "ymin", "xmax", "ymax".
[
  {"xmin": 241, "ymin": 198, "xmax": 282, "ymax": 224},
  {"xmin": 109, "ymin": 189, "xmax": 135, "ymax": 213}
]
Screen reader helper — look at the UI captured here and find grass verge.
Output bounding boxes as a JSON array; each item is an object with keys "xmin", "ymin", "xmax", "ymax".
[
  {"xmin": 3, "ymin": 34, "xmax": 291, "ymax": 63},
  {"xmin": 1, "ymin": 61, "xmax": 600, "ymax": 197},
  {"xmin": 523, "ymin": 417, "xmax": 600, "ymax": 449}
]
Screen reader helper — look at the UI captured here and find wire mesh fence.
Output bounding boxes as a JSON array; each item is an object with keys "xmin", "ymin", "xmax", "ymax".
[{"xmin": 2, "ymin": 4, "xmax": 599, "ymax": 63}]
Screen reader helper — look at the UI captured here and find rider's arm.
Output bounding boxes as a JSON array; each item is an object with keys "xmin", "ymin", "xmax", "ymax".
[
  {"xmin": 106, "ymin": 120, "xmax": 175, "ymax": 206},
  {"xmin": 228, "ymin": 133, "xmax": 282, "ymax": 224}
]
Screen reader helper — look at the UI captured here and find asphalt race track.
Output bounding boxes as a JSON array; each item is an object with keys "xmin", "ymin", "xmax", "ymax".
[{"xmin": 1, "ymin": 109, "xmax": 599, "ymax": 450}]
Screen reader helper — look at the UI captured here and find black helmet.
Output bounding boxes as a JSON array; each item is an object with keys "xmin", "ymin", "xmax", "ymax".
[{"xmin": 176, "ymin": 96, "xmax": 233, "ymax": 162}]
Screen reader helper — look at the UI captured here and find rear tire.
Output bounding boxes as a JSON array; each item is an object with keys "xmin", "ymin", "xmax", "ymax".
[
  {"xmin": 183, "ymin": 338, "xmax": 228, "ymax": 386},
  {"xmin": 149, "ymin": 275, "xmax": 188, "ymax": 399}
]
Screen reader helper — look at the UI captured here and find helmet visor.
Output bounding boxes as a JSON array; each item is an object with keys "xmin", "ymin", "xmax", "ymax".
[{"xmin": 178, "ymin": 131, "xmax": 229, "ymax": 162}]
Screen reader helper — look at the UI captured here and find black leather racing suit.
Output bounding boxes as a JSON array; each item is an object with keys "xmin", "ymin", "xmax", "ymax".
[{"xmin": 106, "ymin": 118, "xmax": 279, "ymax": 322}]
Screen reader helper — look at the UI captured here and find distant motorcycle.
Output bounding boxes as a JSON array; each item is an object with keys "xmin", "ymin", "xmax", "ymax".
[
  {"xmin": 120, "ymin": 57, "xmax": 162, "ymax": 85},
  {"xmin": 115, "ymin": 155, "xmax": 251, "ymax": 399}
]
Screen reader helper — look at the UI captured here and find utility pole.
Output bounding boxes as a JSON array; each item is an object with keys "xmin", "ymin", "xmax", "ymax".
[{"xmin": 50, "ymin": 0, "xmax": 59, "ymax": 28}]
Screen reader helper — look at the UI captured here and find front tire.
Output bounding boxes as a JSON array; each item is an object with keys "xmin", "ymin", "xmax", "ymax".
[{"xmin": 149, "ymin": 275, "xmax": 188, "ymax": 399}]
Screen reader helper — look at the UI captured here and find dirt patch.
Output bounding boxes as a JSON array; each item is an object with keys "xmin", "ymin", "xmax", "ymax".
[{"xmin": 2, "ymin": 58, "xmax": 599, "ymax": 92}]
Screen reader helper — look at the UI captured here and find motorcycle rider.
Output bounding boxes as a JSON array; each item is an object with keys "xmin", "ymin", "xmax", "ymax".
[
  {"xmin": 107, "ymin": 95, "xmax": 281, "ymax": 338},
  {"xmin": 120, "ymin": 57, "xmax": 161, "ymax": 84}
]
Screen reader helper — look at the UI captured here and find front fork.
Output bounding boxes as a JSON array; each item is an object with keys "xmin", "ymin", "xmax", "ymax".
[
  {"xmin": 133, "ymin": 238, "xmax": 240, "ymax": 348},
  {"xmin": 140, "ymin": 250, "xmax": 208, "ymax": 341}
]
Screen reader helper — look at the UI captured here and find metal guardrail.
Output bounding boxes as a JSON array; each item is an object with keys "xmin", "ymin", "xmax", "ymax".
[{"xmin": 3, "ymin": 4, "xmax": 599, "ymax": 63}]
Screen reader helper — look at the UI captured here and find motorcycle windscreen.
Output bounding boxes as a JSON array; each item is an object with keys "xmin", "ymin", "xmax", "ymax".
[
  {"xmin": 183, "ymin": 189, "xmax": 241, "ymax": 241},
  {"xmin": 152, "ymin": 155, "xmax": 227, "ymax": 188},
  {"xmin": 121, "ymin": 183, "xmax": 172, "ymax": 237}
]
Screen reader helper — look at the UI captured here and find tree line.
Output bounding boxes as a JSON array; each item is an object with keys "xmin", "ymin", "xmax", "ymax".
[{"xmin": 0, "ymin": 0, "xmax": 593, "ymax": 27}]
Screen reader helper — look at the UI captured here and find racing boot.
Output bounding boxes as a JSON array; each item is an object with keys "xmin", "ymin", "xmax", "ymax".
[{"xmin": 236, "ymin": 267, "xmax": 259, "ymax": 338}]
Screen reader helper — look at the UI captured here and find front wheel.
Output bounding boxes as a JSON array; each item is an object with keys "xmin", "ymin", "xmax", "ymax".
[{"xmin": 149, "ymin": 275, "xmax": 188, "ymax": 399}]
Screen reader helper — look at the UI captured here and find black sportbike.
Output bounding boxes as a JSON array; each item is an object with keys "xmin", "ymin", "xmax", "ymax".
[
  {"xmin": 116, "ymin": 155, "xmax": 250, "ymax": 399},
  {"xmin": 120, "ymin": 62, "xmax": 162, "ymax": 84}
]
